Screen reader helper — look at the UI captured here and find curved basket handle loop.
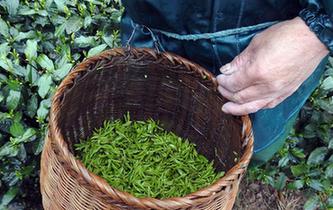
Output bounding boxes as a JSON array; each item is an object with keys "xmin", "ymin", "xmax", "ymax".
[{"xmin": 125, "ymin": 21, "xmax": 165, "ymax": 55}]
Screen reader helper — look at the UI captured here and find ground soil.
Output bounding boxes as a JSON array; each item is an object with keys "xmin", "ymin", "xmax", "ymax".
[{"xmin": 234, "ymin": 180, "xmax": 307, "ymax": 210}]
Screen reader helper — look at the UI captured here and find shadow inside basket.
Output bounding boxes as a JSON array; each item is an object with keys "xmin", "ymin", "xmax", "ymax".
[{"xmin": 56, "ymin": 50, "xmax": 243, "ymax": 173}]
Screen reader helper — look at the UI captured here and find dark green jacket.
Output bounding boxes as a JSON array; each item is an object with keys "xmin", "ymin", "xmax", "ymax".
[
  {"xmin": 122, "ymin": 0, "xmax": 333, "ymax": 52},
  {"xmin": 120, "ymin": 0, "xmax": 331, "ymax": 162}
]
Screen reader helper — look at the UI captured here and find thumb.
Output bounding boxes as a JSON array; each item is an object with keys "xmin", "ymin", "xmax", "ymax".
[
  {"xmin": 219, "ymin": 63, "xmax": 235, "ymax": 75},
  {"xmin": 219, "ymin": 54, "xmax": 245, "ymax": 75},
  {"xmin": 217, "ymin": 51, "xmax": 254, "ymax": 92}
]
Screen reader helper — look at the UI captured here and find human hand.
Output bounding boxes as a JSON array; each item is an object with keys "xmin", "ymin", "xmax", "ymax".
[{"xmin": 217, "ymin": 17, "xmax": 329, "ymax": 116}]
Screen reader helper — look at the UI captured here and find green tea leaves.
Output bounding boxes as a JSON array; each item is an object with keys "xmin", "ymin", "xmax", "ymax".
[
  {"xmin": 54, "ymin": 0, "xmax": 66, "ymax": 11},
  {"xmin": 0, "ymin": 42, "xmax": 10, "ymax": 56},
  {"xmin": 287, "ymin": 180, "xmax": 304, "ymax": 190},
  {"xmin": 5, "ymin": 0, "xmax": 19, "ymax": 16},
  {"xmin": 273, "ymin": 173, "xmax": 287, "ymax": 191},
  {"xmin": 74, "ymin": 36, "xmax": 96, "ymax": 48},
  {"xmin": 304, "ymin": 195, "xmax": 320, "ymax": 210},
  {"xmin": 87, "ymin": 44, "xmax": 107, "ymax": 57},
  {"xmin": 0, "ymin": 18, "xmax": 9, "ymax": 37},
  {"xmin": 6, "ymin": 90, "xmax": 21, "ymax": 110},
  {"xmin": 25, "ymin": 40, "xmax": 38, "ymax": 62},
  {"xmin": 0, "ymin": 0, "xmax": 123, "ymax": 208},
  {"xmin": 37, "ymin": 74, "xmax": 52, "ymax": 98},
  {"xmin": 325, "ymin": 163, "xmax": 333, "ymax": 178},
  {"xmin": 291, "ymin": 163, "xmax": 311, "ymax": 177},
  {"xmin": 9, "ymin": 122, "xmax": 24, "ymax": 137},
  {"xmin": 307, "ymin": 147, "xmax": 328, "ymax": 165},
  {"xmin": 37, "ymin": 54, "xmax": 54, "ymax": 72},
  {"xmin": 53, "ymin": 63, "xmax": 72, "ymax": 81},
  {"xmin": 0, "ymin": 187, "xmax": 19, "ymax": 208},
  {"xmin": 55, "ymin": 23, "xmax": 66, "ymax": 37},
  {"xmin": 321, "ymin": 76, "xmax": 333, "ymax": 90},
  {"xmin": 84, "ymin": 16, "xmax": 92, "ymax": 28},
  {"xmin": 308, "ymin": 179, "xmax": 324, "ymax": 192},
  {"xmin": 65, "ymin": 16, "xmax": 83, "ymax": 34},
  {"xmin": 37, "ymin": 98, "xmax": 51, "ymax": 121},
  {"xmin": 75, "ymin": 115, "xmax": 224, "ymax": 199}
]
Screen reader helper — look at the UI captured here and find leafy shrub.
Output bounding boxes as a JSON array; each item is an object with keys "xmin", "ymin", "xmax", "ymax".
[
  {"xmin": 0, "ymin": 0, "xmax": 332, "ymax": 209},
  {"xmin": 248, "ymin": 58, "xmax": 333, "ymax": 210},
  {"xmin": 0, "ymin": 0, "xmax": 122, "ymax": 209}
]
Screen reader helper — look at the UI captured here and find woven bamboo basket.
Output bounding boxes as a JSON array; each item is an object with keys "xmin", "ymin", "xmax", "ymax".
[{"xmin": 40, "ymin": 48, "xmax": 254, "ymax": 210}]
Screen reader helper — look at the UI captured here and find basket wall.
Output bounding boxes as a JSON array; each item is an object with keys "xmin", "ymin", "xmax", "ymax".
[{"xmin": 40, "ymin": 48, "xmax": 254, "ymax": 210}]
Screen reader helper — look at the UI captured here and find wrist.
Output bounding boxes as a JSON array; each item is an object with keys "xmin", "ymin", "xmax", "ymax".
[{"xmin": 292, "ymin": 16, "xmax": 329, "ymax": 55}]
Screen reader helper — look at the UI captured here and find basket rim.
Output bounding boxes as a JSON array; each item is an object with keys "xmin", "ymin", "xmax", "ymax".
[{"xmin": 48, "ymin": 47, "xmax": 254, "ymax": 209}]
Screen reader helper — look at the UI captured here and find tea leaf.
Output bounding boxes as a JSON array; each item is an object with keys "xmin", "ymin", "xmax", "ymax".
[
  {"xmin": 24, "ymin": 40, "xmax": 38, "ymax": 62},
  {"xmin": 0, "ymin": 18, "xmax": 9, "ymax": 37},
  {"xmin": 6, "ymin": 90, "xmax": 21, "ymax": 110},
  {"xmin": 76, "ymin": 114, "xmax": 224, "ymax": 199},
  {"xmin": 37, "ymin": 54, "xmax": 54, "ymax": 72},
  {"xmin": 0, "ymin": 187, "xmax": 18, "ymax": 208},
  {"xmin": 87, "ymin": 44, "xmax": 107, "ymax": 57},
  {"xmin": 5, "ymin": 0, "xmax": 19, "ymax": 16},
  {"xmin": 65, "ymin": 16, "xmax": 82, "ymax": 34},
  {"xmin": 307, "ymin": 147, "xmax": 328, "ymax": 165},
  {"xmin": 304, "ymin": 195, "xmax": 320, "ymax": 210}
]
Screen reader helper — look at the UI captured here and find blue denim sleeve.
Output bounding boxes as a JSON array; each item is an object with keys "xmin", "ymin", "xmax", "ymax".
[{"xmin": 299, "ymin": 0, "xmax": 333, "ymax": 53}]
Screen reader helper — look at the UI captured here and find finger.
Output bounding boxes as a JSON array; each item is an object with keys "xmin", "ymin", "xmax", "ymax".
[
  {"xmin": 216, "ymin": 71, "xmax": 254, "ymax": 93},
  {"xmin": 218, "ymin": 84, "xmax": 276, "ymax": 104},
  {"xmin": 217, "ymin": 52, "xmax": 256, "ymax": 92},
  {"xmin": 264, "ymin": 96, "xmax": 285, "ymax": 109},
  {"xmin": 219, "ymin": 63, "xmax": 237, "ymax": 75},
  {"xmin": 222, "ymin": 99, "xmax": 271, "ymax": 115},
  {"xmin": 219, "ymin": 51, "xmax": 251, "ymax": 75},
  {"xmin": 263, "ymin": 83, "xmax": 301, "ymax": 109}
]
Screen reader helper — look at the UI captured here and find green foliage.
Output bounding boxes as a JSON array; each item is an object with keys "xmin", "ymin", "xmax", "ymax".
[
  {"xmin": 0, "ymin": 0, "xmax": 332, "ymax": 209},
  {"xmin": 75, "ymin": 114, "xmax": 224, "ymax": 199},
  {"xmin": 249, "ymin": 58, "xmax": 333, "ymax": 209},
  {"xmin": 0, "ymin": 0, "xmax": 122, "ymax": 208}
]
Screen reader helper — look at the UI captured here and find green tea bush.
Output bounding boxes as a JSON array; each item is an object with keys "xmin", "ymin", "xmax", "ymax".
[
  {"xmin": 0, "ymin": 0, "xmax": 122, "ymax": 209},
  {"xmin": 248, "ymin": 58, "xmax": 333, "ymax": 210},
  {"xmin": 0, "ymin": 0, "xmax": 332, "ymax": 209}
]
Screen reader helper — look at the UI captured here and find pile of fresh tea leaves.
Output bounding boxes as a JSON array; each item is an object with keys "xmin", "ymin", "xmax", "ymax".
[{"xmin": 75, "ymin": 114, "xmax": 224, "ymax": 199}]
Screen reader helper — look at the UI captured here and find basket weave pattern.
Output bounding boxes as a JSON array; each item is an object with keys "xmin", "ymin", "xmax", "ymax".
[{"xmin": 40, "ymin": 48, "xmax": 254, "ymax": 210}]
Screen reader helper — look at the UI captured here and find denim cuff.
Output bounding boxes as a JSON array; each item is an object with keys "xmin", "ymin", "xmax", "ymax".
[{"xmin": 299, "ymin": 8, "xmax": 333, "ymax": 54}]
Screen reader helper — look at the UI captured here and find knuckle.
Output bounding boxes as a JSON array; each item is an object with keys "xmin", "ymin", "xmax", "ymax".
[
  {"xmin": 233, "ymin": 54, "xmax": 246, "ymax": 68},
  {"xmin": 253, "ymin": 66, "xmax": 266, "ymax": 80},
  {"xmin": 233, "ymin": 92, "xmax": 246, "ymax": 103}
]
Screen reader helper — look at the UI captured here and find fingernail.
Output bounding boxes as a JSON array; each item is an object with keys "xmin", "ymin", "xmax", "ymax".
[
  {"xmin": 220, "ymin": 63, "xmax": 231, "ymax": 74},
  {"xmin": 222, "ymin": 105, "xmax": 229, "ymax": 113},
  {"xmin": 220, "ymin": 63, "xmax": 236, "ymax": 75}
]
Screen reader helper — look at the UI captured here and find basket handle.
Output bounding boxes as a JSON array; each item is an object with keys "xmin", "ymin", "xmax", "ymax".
[{"xmin": 125, "ymin": 21, "xmax": 165, "ymax": 54}]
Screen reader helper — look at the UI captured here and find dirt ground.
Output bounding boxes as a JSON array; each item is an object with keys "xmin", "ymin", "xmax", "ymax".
[{"xmin": 234, "ymin": 180, "xmax": 307, "ymax": 210}]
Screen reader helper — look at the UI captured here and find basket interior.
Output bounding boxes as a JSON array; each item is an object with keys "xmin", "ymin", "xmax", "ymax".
[{"xmin": 56, "ymin": 51, "xmax": 243, "ymax": 172}]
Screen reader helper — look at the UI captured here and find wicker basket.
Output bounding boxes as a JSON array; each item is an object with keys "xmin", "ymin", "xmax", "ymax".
[{"xmin": 40, "ymin": 48, "xmax": 253, "ymax": 210}]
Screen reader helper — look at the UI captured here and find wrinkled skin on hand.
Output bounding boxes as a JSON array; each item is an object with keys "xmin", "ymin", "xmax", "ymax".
[{"xmin": 217, "ymin": 17, "xmax": 329, "ymax": 116}]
